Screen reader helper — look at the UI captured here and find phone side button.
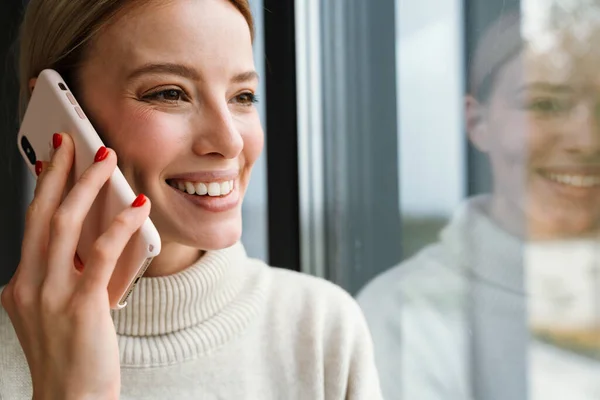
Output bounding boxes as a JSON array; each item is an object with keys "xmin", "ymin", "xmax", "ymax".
[
  {"xmin": 74, "ymin": 106, "xmax": 87, "ymax": 120},
  {"xmin": 66, "ymin": 92, "xmax": 77, "ymax": 105}
]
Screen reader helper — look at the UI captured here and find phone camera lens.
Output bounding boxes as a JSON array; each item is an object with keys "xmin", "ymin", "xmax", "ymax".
[
  {"xmin": 58, "ymin": 82, "xmax": 67, "ymax": 91},
  {"xmin": 21, "ymin": 136, "xmax": 37, "ymax": 165}
]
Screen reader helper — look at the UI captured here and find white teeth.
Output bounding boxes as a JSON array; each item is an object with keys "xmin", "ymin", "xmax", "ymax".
[
  {"xmin": 221, "ymin": 181, "xmax": 230, "ymax": 194},
  {"xmin": 546, "ymin": 173, "xmax": 600, "ymax": 187},
  {"xmin": 208, "ymin": 182, "xmax": 221, "ymax": 197},
  {"xmin": 185, "ymin": 182, "xmax": 195, "ymax": 194},
  {"xmin": 195, "ymin": 182, "xmax": 208, "ymax": 195},
  {"xmin": 171, "ymin": 179, "xmax": 235, "ymax": 196}
]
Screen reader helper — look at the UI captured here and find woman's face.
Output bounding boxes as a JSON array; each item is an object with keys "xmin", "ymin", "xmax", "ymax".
[
  {"xmin": 475, "ymin": 39, "xmax": 600, "ymax": 239},
  {"xmin": 75, "ymin": 0, "xmax": 263, "ymax": 250}
]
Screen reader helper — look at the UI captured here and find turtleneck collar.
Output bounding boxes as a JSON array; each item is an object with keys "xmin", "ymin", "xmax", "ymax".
[
  {"xmin": 110, "ymin": 242, "xmax": 267, "ymax": 367},
  {"xmin": 111, "ymin": 242, "xmax": 248, "ymax": 337},
  {"xmin": 439, "ymin": 195, "xmax": 525, "ymax": 293}
]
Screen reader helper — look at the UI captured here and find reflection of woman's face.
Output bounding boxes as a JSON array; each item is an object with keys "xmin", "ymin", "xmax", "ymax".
[
  {"xmin": 479, "ymin": 44, "xmax": 600, "ymax": 239},
  {"xmin": 75, "ymin": 0, "xmax": 263, "ymax": 252}
]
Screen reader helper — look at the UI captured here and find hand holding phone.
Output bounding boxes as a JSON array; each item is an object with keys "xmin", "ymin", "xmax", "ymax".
[
  {"xmin": 1, "ymin": 134, "xmax": 143, "ymax": 399},
  {"xmin": 17, "ymin": 69, "xmax": 161, "ymax": 309}
]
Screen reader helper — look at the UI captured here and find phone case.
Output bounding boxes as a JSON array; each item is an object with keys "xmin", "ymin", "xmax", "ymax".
[{"xmin": 17, "ymin": 69, "xmax": 161, "ymax": 309}]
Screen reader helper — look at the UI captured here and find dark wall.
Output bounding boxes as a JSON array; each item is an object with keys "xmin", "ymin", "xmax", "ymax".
[{"xmin": 0, "ymin": 0, "xmax": 26, "ymax": 286}]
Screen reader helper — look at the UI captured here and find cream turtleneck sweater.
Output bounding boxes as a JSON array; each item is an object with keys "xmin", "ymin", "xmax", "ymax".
[{"xmin": 0, "ymin": 243, "xmax": 382, "ymax": 399}]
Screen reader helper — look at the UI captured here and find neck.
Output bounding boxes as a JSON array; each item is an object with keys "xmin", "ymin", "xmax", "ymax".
[
  {"xmin": 144, "ymin": 241, "xmax": 204, "ymax": 277},
  {"xmin": 489, "ymin": 194, "xmax": 526, "ymax": 239}
]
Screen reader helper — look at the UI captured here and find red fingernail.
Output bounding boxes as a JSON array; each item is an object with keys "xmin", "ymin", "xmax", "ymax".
[
  {"xmin": 94, "ymin": 146, "xmax": 109, "ymax": 163},
  {"xmin": 52, "ymin": 133, "xmax": 62, "ymax": 149},
  {"xmin": 35, "ymin": 161, "xmax": 43, "ymax": 176},
  {"xmin": 132, "ymin": 194, "xmax": 147, "ymax": 208}
]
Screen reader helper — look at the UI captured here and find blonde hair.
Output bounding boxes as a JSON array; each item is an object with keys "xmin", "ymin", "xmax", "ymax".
[
  {"xmin": 469, "ymin": 10, "xmax": 522, "ymax": 103},
  {"xmin": 18, "ymin": 0, "xmax": 254, "ymax": 120}
]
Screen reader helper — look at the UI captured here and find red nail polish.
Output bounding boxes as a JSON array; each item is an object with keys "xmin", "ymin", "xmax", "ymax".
[
  {"xmin": 132, "ymin": 194, "xmax": 147, "ymax": 208},
  {"xmin": 94, "ymin": 146, "xmax": 109, "ymax": 163},
  {"xmin": 52, "ymin": 133, "xmax": 62, "ymax": 149},
  {"xmin": 35, "ymin": 161, "xmax": 43, "ymax": 176}
]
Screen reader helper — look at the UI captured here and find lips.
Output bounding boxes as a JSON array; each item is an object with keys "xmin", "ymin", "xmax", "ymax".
[{"xmin": 164, "ymin": 170, "xmax": 240, "ymax": 212}]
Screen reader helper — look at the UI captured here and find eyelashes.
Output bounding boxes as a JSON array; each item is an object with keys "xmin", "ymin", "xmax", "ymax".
[
  {"xmin": 232, "ymin": 92, "xmax": 259, "ymax": 106},
  {"xmin": 142, "ymin": 88, "xmax": 259, "ymax": 107},
  {"xmin": 525, "ymin": 98, "xmax": 573, "ymax": 115},
  {"xmin": 143, "ymin": 88, "xmax": 185, "ymax": 103}
]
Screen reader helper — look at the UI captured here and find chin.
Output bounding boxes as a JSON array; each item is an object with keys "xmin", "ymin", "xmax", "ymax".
[
  {"xmin": 529, "ymin": 212, "xmax": 600, "ymax": 239},
  {"xmin": 168, "ymin": 216, "xmax": 243, "ymax": 251}
]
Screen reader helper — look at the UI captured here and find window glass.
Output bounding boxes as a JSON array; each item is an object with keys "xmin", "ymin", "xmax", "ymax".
[{"xmin": 300, "ymin": 0, "xmax": 600, "ymax": 398}]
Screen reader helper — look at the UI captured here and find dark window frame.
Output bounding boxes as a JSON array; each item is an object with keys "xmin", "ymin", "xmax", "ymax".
[{"xmin": 263, "ymin": 0, "xmax": 301, "ymax": 271}]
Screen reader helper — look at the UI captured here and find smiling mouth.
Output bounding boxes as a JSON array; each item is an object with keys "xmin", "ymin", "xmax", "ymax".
[
  {"xmin": 539, "ymin": 171, "xmax": 600, "ymax": 188},
  {"xmin": 167, "ymin": 179, "xmax": 235, "ymax": 197}
]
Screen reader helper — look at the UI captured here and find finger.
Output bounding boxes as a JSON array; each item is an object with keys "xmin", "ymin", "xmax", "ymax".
[
  {"xmin": 45, "ymin": 147, "xmax": 117, "ymax": 282},
  {"xmin": 27, "ymin": 133, "xmax": 73, "ymax": 224},
  {"xmin": 19, "ymin": 133, "xmax": 73, "ymax": 278},
  {"xmin": 79, "ymin": 195, "xmax": 151, "ymax": 289},
  {"xmin": 20, "ymin": 159, "xmax": 49, "ymax": 265},
  {"xmin": 74, "ymin": 253, "xmax": 85, "ymax": 272}
]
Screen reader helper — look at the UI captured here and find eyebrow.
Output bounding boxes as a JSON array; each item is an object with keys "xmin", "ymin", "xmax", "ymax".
[
  {"xmin": 231, "ymin": 70, "xmax": 260, "ymax": 84},
  {"xmin": 127, "ymin": 63, "xmax": 201, "ymax": 81},
  {"xmin": 127, "ymin": 62, "xmax": 259, "ymax": 84},
  {"xmin": 516, "ymin": 82, "xmax": 575, "ymax": 94}
]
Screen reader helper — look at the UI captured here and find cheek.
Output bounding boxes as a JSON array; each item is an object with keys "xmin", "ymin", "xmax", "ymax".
[
  {"xmin": 488, "ymin": 110, "xmax": 528, "ymax": 162},
  {"xmin": 109, "ymin": 107, "xmax": 188, "ymax": 173},
  {"xmin": 526, "ymin": 120, "xmax": 562, "ymax": 164},
  {"xmin": 240, "ymin": 120, "xmax": 264, "ymax": 169}
]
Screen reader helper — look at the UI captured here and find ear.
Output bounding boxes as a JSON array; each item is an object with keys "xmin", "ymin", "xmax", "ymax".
[
  {"xmin": 465, "ymin": 95, "xmax": 491, "ymax": 153},
  {"xmin": 28, "ymin": 77, "xmax": 37, "ymax": 95}
]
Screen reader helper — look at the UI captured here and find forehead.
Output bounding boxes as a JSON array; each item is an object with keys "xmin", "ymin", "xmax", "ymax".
[
  {"xmin": 89, "ymin": 0, "xmax": 254, "ymax": 76},
  {"xmin": 523, "ymin": 28, "xmax": 600, "ymax": 86},
  {"xmin": 492, "ymin": 36, "xmax": 600, "ymax": 95}
]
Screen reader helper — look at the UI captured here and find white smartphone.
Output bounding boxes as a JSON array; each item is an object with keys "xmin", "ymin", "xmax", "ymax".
[{"xmin": 17, "ymin": 69, "xmax": 161, "ymax": 309}]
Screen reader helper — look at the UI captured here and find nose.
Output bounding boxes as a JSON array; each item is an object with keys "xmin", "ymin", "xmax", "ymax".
[
  {"xmin": 191, "ymin": 103, "xmax": 244, "ymax": 159},
  {"xmin": 565, "ymin": 102, "xmax": 600, "ymax": 155}
]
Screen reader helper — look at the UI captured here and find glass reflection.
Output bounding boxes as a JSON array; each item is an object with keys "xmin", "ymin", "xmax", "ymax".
[{"xmin": 358, "ymin": 2, "xmax": 600, "ymax": 399}]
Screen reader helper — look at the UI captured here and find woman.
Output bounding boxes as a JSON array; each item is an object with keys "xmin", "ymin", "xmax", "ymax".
[
  {"xmin": 0, "ymin": 0, "xmax": 382, "ymax": 399},
  {"xmin": 358, "ymin": 6, "xmax": 600, "ymax": 400}
]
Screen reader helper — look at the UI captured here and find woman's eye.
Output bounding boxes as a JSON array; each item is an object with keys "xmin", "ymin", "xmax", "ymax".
[
  {"xmin": 526, "ymin": 98, "xmax": 572, "ymax": 115},
  {"xmin": 233, "ymin": 92, "xmax": 258, "ymax": 106},
  {"xmin": 144, "ymin": 89, "xmax": 184, "ymax": 102}
]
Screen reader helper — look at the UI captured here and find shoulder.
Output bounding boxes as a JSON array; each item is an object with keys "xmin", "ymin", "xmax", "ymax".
[
  {"xmin": 248, "ymin": 261, "xmax": 383, "ymax": 398},
  {"xmin": 259, "ymin": 261, "xmax": 365, "ymax": 327},
  {"xmin": 356, "ymin": 241, "xmax": 466, "ymax": 317},
  {"xmin": 247, "ymin": 258, "xmax": 371, "ymax": 348},
  {"xmin": 354, "ymin": 241, "xmax": 469, "ymax": 362},
  {"xmin": 0, "ymin": 286, "xmax": 32, "ymax": 399},
  {"xmin": 354, "ymin": 244, "xmax": 471, "ymax": 399}
]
